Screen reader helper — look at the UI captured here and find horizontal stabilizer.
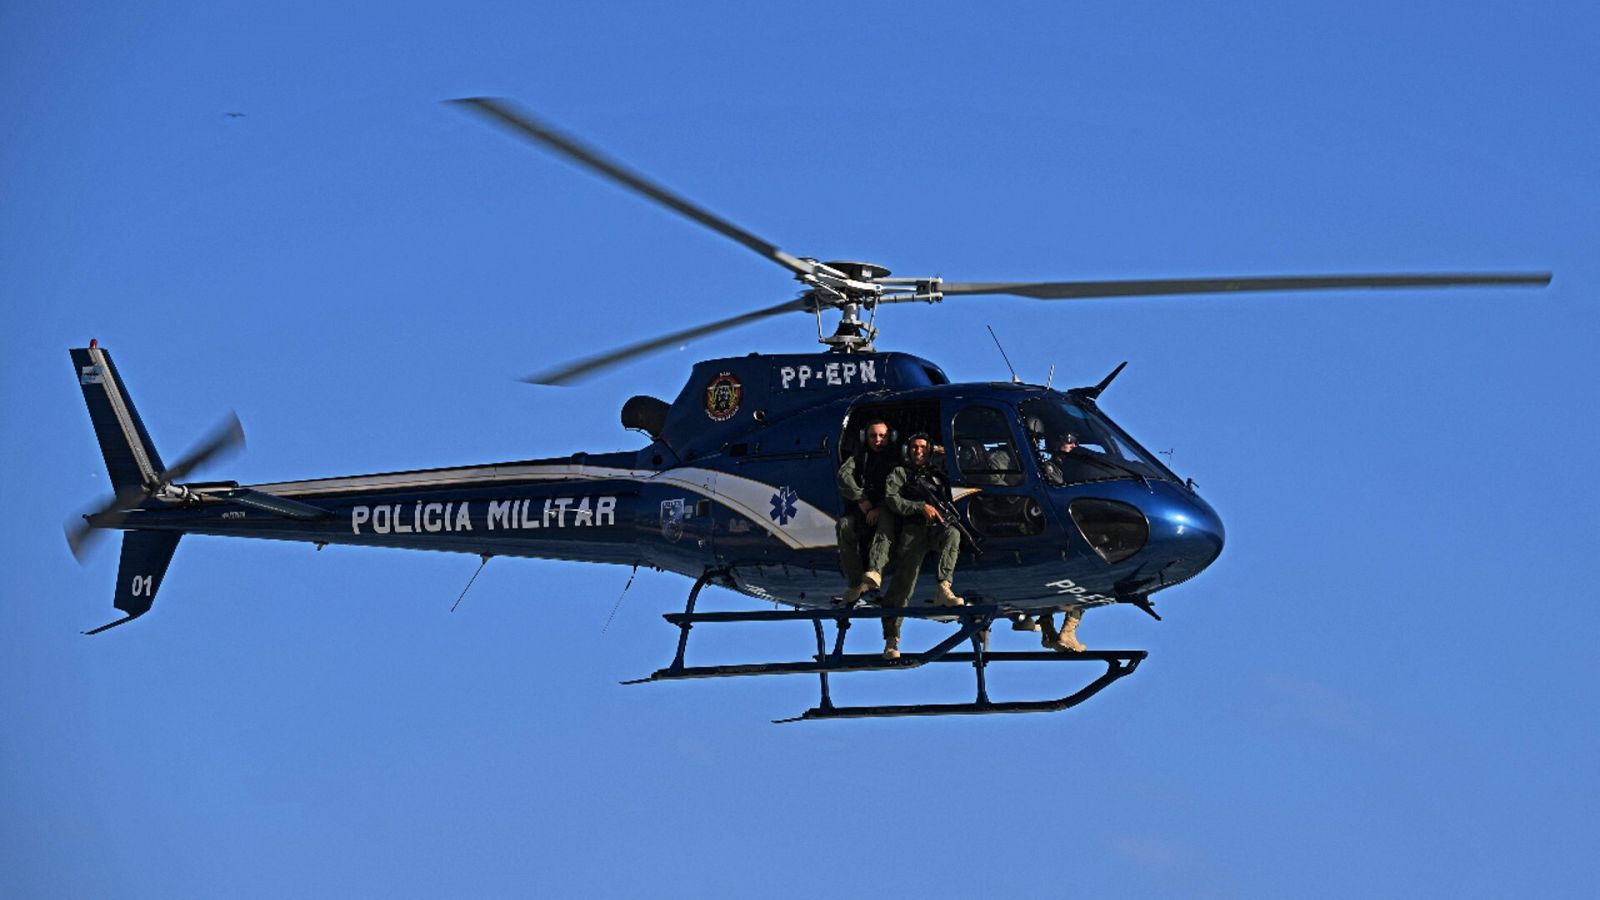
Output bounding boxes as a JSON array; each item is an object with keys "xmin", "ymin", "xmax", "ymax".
[{"xmin": 216, "ymin": 488, "xmax": 332, "ymax": 520}]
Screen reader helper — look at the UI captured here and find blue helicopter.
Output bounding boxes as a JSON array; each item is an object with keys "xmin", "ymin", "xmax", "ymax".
[{"xmin": 66, "ymin": 99, "xmax": 1550, "ymax": 721}]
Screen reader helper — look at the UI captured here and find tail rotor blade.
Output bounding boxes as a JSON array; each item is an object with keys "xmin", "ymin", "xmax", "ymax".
[
  {"xmin": 66, "ymin": 517, "xmax": 108, "ymax": 563},
  {"xmin": 67, "ymin": 413, "xmax": 244, "ymax": 563},
  {"xmin": 158, "ymin": 412, "xmax": 245, "ymax": 485},
  {"xmin": 65, "ymin": 483, "xmax": 151, "ymax": 563}
]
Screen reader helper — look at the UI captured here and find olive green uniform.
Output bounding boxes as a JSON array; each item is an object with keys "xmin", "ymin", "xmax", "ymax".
[
  {"xmin": 836, "ymin": 452, "xmax": 898, "ymax": 587},
  {"xmin": 878, "ymin": 463, "xmax": 963, "ymax": 640}
]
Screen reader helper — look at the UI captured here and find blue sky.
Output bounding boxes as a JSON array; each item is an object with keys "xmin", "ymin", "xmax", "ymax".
[{"xmin": 4, "ymin": 2, "xmax": 1597, "ymax": 896}]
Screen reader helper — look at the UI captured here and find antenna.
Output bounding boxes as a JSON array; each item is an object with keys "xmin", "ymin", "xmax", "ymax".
[
  {"xmin": 987, "ymin": 325, "xmax": 1022, "ymax": 384},
  {"xmin": 1046, "ymin": 364, "xmax": 1056, "ymax": 390},
  {"xmin": 450, "ymin": 554, "xmax": 492, "ymax": 612},
  {"xmin": 602, "ymin": 563, "xmax": 639, "ymax": 633}
]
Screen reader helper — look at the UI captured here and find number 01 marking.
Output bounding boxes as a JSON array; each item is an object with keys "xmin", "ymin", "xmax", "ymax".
[{"xmin": 130, "ymin": 575, "xmax": 154, "ymax": 597}]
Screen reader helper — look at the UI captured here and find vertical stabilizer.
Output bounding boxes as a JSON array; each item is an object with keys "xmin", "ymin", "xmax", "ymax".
[
  {"xmin": 84, "ymin": 531, "xmax": 182, "ymax": 634},
  {"xmin": 70, "ymin": 344, "xmax": 165, "ymax": 492}
]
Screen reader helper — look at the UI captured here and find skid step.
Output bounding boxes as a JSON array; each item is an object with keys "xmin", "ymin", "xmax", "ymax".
[{"xmin": 623, "ymin": 619, "xmax": 985, "ymax": 683}]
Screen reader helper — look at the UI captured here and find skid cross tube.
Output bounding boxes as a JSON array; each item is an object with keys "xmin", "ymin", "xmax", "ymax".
[{"xmin": 623, "ymin": 591, "xmax": 1148, "ymax": 721}]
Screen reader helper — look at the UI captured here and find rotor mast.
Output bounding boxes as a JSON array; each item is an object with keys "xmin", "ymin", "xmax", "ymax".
[{"xmin": 804, "ymin": 261, "xmax": 886, "ymax": 353}]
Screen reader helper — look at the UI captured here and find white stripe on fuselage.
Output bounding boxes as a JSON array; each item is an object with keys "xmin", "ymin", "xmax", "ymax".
[{"xmin": 247, "ymin": 462, "xmax": 837, "ymax": 550}]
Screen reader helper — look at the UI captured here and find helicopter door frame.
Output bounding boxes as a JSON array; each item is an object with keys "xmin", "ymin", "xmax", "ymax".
[
  {"xmin": 943, "ymin": 401, "xmax": 1050, "ymax": 540},
  {"xmin": 837, "ymin": 400, "xmax": 942, "ymax": 463}
]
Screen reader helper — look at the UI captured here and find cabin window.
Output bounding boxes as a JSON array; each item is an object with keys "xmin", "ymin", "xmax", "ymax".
[
  {"xmin": 951, "ymin": 406, "xmax": 1023, "ymax": 487},
  {"xmin": 969, "ymin": 494, "xmax": 1046, "ymax": 537}
]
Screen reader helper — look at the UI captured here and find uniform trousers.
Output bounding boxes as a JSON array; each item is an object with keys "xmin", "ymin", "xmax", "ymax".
[
  {"xmin": 836, "ymin": 510, "xmax": 898, "ymax": 587},
  {"xmin": 879, "ymin": 520, "xmax": 962, "ymax": 641}
]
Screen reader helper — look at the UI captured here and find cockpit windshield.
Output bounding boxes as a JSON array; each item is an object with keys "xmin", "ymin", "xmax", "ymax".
[{"xmin": 1020, "ymin": 395, "xmax": 1179, "ymax": 487}]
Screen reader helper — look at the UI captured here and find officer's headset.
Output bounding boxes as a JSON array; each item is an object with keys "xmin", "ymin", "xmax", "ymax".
[{"xmin": 900, "ymin": 432, "xmax": 933, "ymax": 463}]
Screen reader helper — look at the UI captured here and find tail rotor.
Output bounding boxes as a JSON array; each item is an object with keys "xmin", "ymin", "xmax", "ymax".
[{"xmin": 66, "ymin": 412, "xmax": 245, "ymax": 561}]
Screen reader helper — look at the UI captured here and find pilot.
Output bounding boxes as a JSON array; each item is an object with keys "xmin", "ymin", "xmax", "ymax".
[
  {"xmin": 837, "ymin": 420, "xmax": 900, "ymax": 605},
  {"xmin": 877, "ymin": 433, "xmax": 966, "ymax": 659},
  {"xmin": 1038, "ymin": 430, "xmax": 1078, "ymax": 487}
]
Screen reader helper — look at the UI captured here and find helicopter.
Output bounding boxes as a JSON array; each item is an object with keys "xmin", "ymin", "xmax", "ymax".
[{"xmin": 66, "ymin": 97, "xmax": 1550, "ymax": 722}]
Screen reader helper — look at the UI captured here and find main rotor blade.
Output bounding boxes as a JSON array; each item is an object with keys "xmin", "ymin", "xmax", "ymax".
[
  {"xmin": 159, "ymin": 412, "xmax": 245, "ymax": 485},
  {"xmin": 525, "ymin": 296, "xmax": 813, "ymax": 386},
  {"xmin": 936, "ymin": 272, "xmax": 1552, "ymax": 301},
  {"xmin": 451, "ymin": 97, "xmax": 817, "ymax": 279}
]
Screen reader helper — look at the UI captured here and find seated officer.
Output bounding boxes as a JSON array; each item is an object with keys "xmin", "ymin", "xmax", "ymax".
[
  {"xmin": 836, "ymin": 420, "xmax": 899, "ymax": 605},
  {"xmin": 877, "ymin": 433, "xmax": 966, "ymax": 659},
  {"xmin": 1038, "ymin": 431, "xmax": 1078, "ymax": 487}
]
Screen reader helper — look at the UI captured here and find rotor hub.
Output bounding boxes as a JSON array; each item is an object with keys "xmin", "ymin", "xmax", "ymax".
[{"xmin": 822, "ymin": 260, "xmax": 891, "ymax": 282}]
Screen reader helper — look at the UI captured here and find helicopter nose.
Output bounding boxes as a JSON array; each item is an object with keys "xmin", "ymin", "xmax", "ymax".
[
  {"xmin": 1064, "ymin": 484, "xmax": 1223, "ymax": 570},
  {"xmin": 1146, "ymin": 488, "xmax": 1225, "ymax": 584}
]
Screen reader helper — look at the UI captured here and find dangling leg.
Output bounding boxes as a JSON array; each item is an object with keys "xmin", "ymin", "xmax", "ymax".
[
  {"xmin": 1043, "ymin": 606, "xmax": 1086, "ymax": 652},
  {"xmin": 930, "ymin": 526, "xmax": 965, "ymax": 607},
  {"xmin": 855, "ymin": 511, "xmax": 897, "ymax": 603},
  {"xmin": 880, "ymin": 523, "xmax": 928, "ymax": 657},
  {"xmin": 836, "ymin": 516, "xmax": 867, "ymax": 605},
  {"xmin": 1055, "ymin": 606, "xmax": 1086, "ymax": 652},
  {"xmin": 881, "ymin": 610, "xmax": 901, "ymax": 659},
  {"xmin": 1038, "ymin": 612, "xmax": 1060, "ymax": 649}
]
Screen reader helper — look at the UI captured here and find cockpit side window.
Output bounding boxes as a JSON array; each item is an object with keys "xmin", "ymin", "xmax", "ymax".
[
  {"xmin": 952, "ymin": 406, "xmax": 1024, "ymax": 487},
  {"xmin": 1021, "ymin": 396, "xmax": 1175, "ymax": 486}
]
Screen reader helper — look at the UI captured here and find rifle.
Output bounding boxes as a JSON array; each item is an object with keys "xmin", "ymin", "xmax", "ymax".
[{"xmin": 908, "ymin": 469, "xmax": 983, "ymax": 557}]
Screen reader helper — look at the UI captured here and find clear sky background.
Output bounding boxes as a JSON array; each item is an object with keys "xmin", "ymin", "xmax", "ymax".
[{"xmin": 4, "ymin": 2, "xmax": 1597, "ymax": 897}]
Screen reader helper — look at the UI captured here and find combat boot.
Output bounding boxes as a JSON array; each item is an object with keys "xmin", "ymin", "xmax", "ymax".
[
  {"xmin": 1052, "ymin": 608, "xmax": 1086, "ymax": 652},
  {"xmin": 932, "ymin": 580, "xmax": 965, "ymax": 607},
  {"xmin": 839, "ymin": 580, "xmax": 869, "ymax": 606},
  {"xmin": 1038, "ymin": 613, "xmax": 1060, "ymax": 650},
  {"xmin": 883, "ymin": 637, "xmax": 900, "ymax": 660}
]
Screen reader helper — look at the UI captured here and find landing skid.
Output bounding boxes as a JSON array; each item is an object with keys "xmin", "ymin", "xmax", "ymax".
[{"xmin": 624, "ymin": 573, "xmax": 1146, "ymax": 722}]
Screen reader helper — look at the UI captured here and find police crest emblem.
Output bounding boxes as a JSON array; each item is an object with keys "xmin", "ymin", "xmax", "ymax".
[
  {"xmin": 659, "ymin": 498, "xmax": 686, "ymax": 541},
  {"xmin": 704, "ymin": 371, "xmax": 742, "ymax": 421}
]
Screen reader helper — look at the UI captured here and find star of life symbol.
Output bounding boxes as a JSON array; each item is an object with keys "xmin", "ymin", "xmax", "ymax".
[{"xmin": 769, "ymin": 486, "xmax": 798, "ymax": 525}]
